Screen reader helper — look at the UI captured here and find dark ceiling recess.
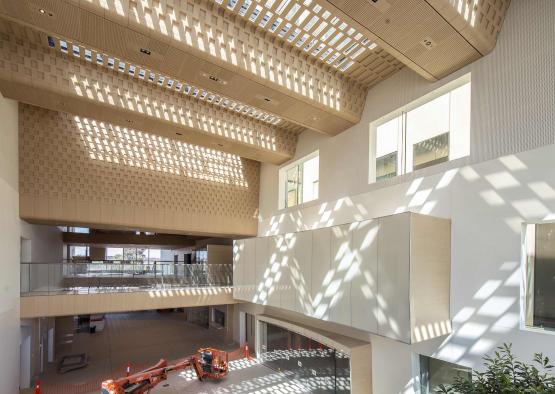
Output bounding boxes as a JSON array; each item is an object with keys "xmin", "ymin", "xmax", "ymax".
[{"xmin": 140, "ymin": 48, "xmax": 151, "ymax": 55}]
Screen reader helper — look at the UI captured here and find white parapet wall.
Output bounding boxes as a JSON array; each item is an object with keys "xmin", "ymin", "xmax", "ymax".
[
  {"xmin": 233, "ymin": 212, "xmax": 451, "ymax": 344},
  {"xmin": 21, "ymin": 287, "xmax": 237, "ymax": 318}
]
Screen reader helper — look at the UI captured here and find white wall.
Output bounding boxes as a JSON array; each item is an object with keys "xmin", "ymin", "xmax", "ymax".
[
  {"xmin": 20, "ymin": 223, "xmax": 63, "ymax": 262},
  {"xmin": 255, "ymin": 2, "xmax": 555, "ymax": 393},
  {"xmin": 20, "ymin": 223, "xmax": 63, "ymax": 292},
  {"xmin": 0, "ymin": 92, "xmax": 21, "ymax": 392}
]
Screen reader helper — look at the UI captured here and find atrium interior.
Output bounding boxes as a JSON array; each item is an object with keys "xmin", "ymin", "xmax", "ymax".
[{"xmin": 2, "ymin": 0, "xmax": 555, "ymax": 393}]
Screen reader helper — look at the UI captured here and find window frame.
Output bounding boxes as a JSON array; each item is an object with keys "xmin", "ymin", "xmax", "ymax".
[
  {"xmin": 369, "ymin": 74, "xmax": 471, "ymax": 184},
  {"xmin": 521, "ymin": 221, "xmax": 555, "ymax": 334},
  {"xmin": 278, "ymin": 150, "xmax": 319, "ymax": 210}
]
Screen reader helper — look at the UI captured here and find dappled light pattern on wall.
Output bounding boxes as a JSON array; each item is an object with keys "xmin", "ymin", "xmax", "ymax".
[
  {"xmin": 19, "ymin": 104, "xmax": 260, "ymax": 236},
  {"xmin": 234, "ymin": 212, "xmax": 451, "ymax": 344}
]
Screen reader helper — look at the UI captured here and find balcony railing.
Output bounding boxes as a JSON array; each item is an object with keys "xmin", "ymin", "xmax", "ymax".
[{"xmin": 20, "ymin": 261, "xmax": 233, "ymax": 296}]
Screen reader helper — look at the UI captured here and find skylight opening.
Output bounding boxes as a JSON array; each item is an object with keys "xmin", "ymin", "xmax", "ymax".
[
  {"xmin": 304, "ymin": 15, "xmax": 318, "ymax": 31},
  {"xmin": 336, "ymin": 37, "xmax": 351, "ymax": 51},
  {"xmin": 269, "ymin": 17, "xmax": 283, "ymax": 32},
  {"xmin": 328, "ymin": 32, "xmax": 343, "ymax": 46},
  {"xmin": 312, "ymin": 43, "xmax": 325, "ymax": 56},
  {"xmin": 296, "ymin": 9, "xmax": 310, "ymax": 25},
  {"xmin": 278, "ymin": 23, "xmax": 292, "ymax": 38},
  {"xmin": 287, "ymin": 27, "xmax": 300, "ymax": 42},
  {"xmin": 249, "ymin": 5, "xmax": 262, "ymax": 21},
  {"xmin": 285, "ymin": 3, "xmax": 301, "ymax": 20},
  {"xmin": 47, "ymin": 32, "xmax": 283, "ymax": 127},
  {"xmin": 312, "ymin": 22, "xmax": 327, "ymax": 37},
  {"xmin": 275, "ymin": 0, "xmax": 291, "ymax": 15},
  {"xmin": 227, "ymin": 0, "xmax": 238, "ymax": 10},
  {"xmin": 239, "ymin": 0, "xmax": 252, "ymax": 16},
  {"xmin": 304, "ymin": 39, "xmax": 317, "ymax": 51},
  {"xmin": 260, "ymin": 11, "xmax": 273, "ymax": 27}
]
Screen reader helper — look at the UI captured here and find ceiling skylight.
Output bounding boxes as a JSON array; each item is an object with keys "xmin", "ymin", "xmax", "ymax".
[
  {"xmin": 47, "ymin": 35, "xmax": 282, "ymax": 126},
  {"xmin": 215, "ymin": 0, "xmax": 379, "ymax": 73}
]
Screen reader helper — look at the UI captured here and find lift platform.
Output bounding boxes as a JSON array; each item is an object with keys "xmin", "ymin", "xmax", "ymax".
[{"xmin": 101, "ymin": 348, "xmax": 228, "ymax": 394}]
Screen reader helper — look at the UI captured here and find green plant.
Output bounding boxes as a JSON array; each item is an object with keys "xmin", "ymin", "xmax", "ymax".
[{"xmin": 437, "ymin": 343, "xmax": 555, "ymax": 393}]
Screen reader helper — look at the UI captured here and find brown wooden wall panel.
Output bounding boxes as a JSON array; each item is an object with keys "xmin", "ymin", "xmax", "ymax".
[{"xmin": 19, "ymin": 104, "xmax": 260, "ymax": 237}]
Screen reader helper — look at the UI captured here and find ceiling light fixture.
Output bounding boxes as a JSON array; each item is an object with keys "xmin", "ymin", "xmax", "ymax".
[
  {"xmin": 176, "ymin": 132, "xmax": 183, "ymax": 136},
  {"xmin": 39, "ymin": 8, "xmax": 46, "ymax": 14},
  {"xmin": 264, "ymin": 97, "xmax": 272, "ymax": 102},
  {"xmin": 140, "ymin": 48, "xmax": 151, "ymax": 55}
]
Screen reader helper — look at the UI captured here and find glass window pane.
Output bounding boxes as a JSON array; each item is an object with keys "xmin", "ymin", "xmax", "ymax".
[
  {"xmin": 302, "ymin": 155, "xmax": 319, "ymax": 203},
  {"xmin": 286, "ymin": 165, "xmax": 300, "ymax": 208},
  {"xmin": 260, "ymin": 322, "xmax": 350, "ymax": 393},
  {"xmin": 534, "ymin": 223, "xmax": 555, "ymax": 329},
  {"xmin": 420, "ymin": 355, "xmax": 471, "ymax": 393},
  {"xmin": 106, "ymin": 247, "xmax": 123, "ymax": 260},
  {"xmin": 376, "ymin": 116, "xmax": 400, "ymax": 181},
  {"xmin": 70, "ymin": 246, "xmax": 89, "ymax": 257},
  {"xmin": 135, "ymin": 248, "xmax": 147, "ymax": 261},
  {"xmin": 449, "ymin": 82, "xmax": 471, "ymax": 160},
  {"xmin": 406, "ymin": 93, "xmax": 450, "ymax": 171},
  {"xmin": 123, "ymin": 248, "xmax": 137, "ymax": 261},
  {"xmin": 149, "ymin": 248, "xmax": 162, "ymax": 262},
  {"xmin": 412, "ymin": 132, "xmax": 450, "ymax": 171}
]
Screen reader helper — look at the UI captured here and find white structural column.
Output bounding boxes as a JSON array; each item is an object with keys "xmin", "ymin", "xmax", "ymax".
[{"xmin": 0, "ymin": 92, "xmax": 20, "ymax": 393}]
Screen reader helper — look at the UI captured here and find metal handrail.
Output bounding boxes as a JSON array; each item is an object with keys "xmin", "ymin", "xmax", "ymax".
[{"xmin": 20, "ymin": 262, "xmax": 233, "ymax": 296}]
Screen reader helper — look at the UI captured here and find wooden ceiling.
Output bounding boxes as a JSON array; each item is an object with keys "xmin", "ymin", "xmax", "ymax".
[{"xmin": 0, "ymin": 0, "xmax": 510, "ymax": 163}]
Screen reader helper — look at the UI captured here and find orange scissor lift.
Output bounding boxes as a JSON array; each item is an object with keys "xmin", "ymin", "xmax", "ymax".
[{"xmin": 101, "ymin": 348, "xmax": 229, "ymax": 394}]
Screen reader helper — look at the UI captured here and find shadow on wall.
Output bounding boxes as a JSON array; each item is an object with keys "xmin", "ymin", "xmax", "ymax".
[{"xmin": 261, "ymin": 145, "xmax": 555, "ymax": 387}]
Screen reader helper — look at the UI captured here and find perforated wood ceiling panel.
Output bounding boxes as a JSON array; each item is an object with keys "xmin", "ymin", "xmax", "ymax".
[
  {"xmin": 0, "ymin": 20, "xmax": 298, "ymax": 164},
  {"xmin": 0, "ymin": 0, "xmax": 368, "ymax": 135},
  {"xmin": 19, "ymin": 104, "xmax": 260, "ymax": 236},
  {"xmin": 326, "ymin": 0, "xmax": 510, "ymax": 79},
  {"xmin": 214, "ymin": 0, "xmax": 404, "ymax": 88},
  {"xmin": 426, "ymin": 0, "xmax": 511, "ymax": 54}
]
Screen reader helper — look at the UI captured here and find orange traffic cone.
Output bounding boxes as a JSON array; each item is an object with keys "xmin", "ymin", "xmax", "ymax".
[
  {"xmin": 245, "ymin": 344, "xmax": 251, "ymax": 360},
  {"xmin": 33, "ymin": 379, "xmax": 41, "ymax": 394}
]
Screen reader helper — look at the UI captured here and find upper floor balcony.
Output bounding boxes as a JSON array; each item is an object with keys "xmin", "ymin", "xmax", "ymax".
[{"xmin": 20, "ymin": 261, "xmax": 235, "ymax": 318}]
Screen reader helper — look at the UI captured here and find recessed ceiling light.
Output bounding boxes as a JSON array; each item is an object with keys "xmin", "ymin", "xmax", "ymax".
[
  {"xmin": 140, "ymin": 48, "xmax": 151, "ymax": 55},
  {"xmin": 39, "ymin": 8, "xmax": 46, "ymax": 14},
  {"xmin": 209, "ymin": 75, "xmax": 220, "ymax": 82}
]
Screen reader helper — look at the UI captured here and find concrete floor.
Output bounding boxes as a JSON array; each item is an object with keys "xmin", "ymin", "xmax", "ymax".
[
  {"xmin": 43, "ymin": 311, "xmax": 236, "ymax": 387},
  {"xmin": 35, "ymin": 311, "xmax": 313, "ymax": 394},
  {"xmin": 153, "ymin": 358, "xmax": 312, "ymax": 394}
]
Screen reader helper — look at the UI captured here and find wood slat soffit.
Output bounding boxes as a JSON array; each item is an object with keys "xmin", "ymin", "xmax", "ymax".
[
  {"xmin": 0, "ymin": 0, "xmax": 510, "ymax": 137},
  {"xmin": 0, "ymin": 20, "xmax": 299, "ymax": 164}
]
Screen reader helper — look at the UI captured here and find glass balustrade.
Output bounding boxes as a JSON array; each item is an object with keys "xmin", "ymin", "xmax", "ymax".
[{"xmin": 20, "ymin": 261, "xmax": 232, "ymax": 296}]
